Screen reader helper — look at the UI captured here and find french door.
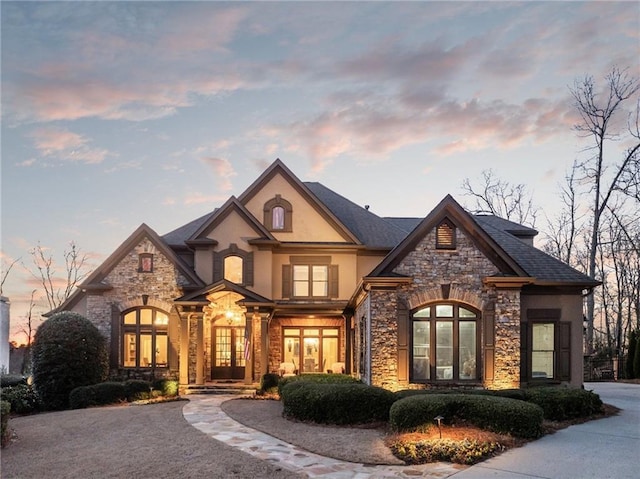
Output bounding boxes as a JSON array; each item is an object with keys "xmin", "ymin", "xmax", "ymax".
[{"xmin": 212, "ymin": 326, "xmax": 246, "ymax": 380}]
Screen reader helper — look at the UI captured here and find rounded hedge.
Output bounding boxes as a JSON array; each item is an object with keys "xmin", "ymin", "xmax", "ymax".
[
  {"xmin": 281, "ymin": 382, "xmax": 396, "ymax": 425},
  {"xmin": 277, "ymin": 373, "xmax": 360, "ymax": 396},
  {"xmin": 32, "ymin": 311, "xmax": 108, "ymax": 410},
  {"xmin": 390, "ymin": 393, "xmax": 544, "ymax": 438}
]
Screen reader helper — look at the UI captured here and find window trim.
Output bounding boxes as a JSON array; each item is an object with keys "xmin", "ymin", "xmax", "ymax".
[
  {"xmin": 138, "ymin": 253, "xmax": 154, "ymax": 273},
  {"xmin": 264, "ymin": 195, "xmax": 293, "ymax": 231},
  {"xmin": 283, "ymin": 256, "xmax": 338, "ymax": 299},
  {"xmin": 282, "ymin": 326, "xmax": 341, "ymax": 373},
  {"xmin": 121, "ymin": 307, "xmax": 169, "ymax": 369},
  {"xmin": 214, "ymin": 244, "xmax": 254, "ymax": 286},
  {"xmin": 409, "ymin": 302, "xmax": 481, "ymax": 383}
]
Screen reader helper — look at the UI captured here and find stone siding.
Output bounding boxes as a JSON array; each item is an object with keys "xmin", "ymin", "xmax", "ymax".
[
  {"xmin": 368, "ymin": 227, "xmax": 521, "ymax": 389},
  {"xmin": 84, "ymin": 237, "xmax": 189, "ymax": 374}
]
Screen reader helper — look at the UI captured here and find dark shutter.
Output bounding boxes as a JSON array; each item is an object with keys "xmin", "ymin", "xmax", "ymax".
[
  {"xmin": 168, "ymin": 310, "xmax": 180, "ymax": 373},
  {"xmin": 397, "ymin": 300, "xmax": 409, "ymax": 382},
  {"xmin": 329, "ymin": 265, "xmax": 339, "ymax": 298},
  {"xmin": 483, "ymin": 306, "xmax": 495, "ymax": 381},
  {"xmin": 557, "ymin": 322, "xmax": 571, "ymax": 381},
  {"xmin": 110, "ymin": 304, "xmax": 120, "ymax": 370},
  {"xmin": 213, "ymin": 252, "xmax": 222, "ymax": 281},
  {"xmin": 245, "ymin": 252, "xmax": 254, "ymax": 286},
  {"xmin": 282, "ymin": 265, "xmax": 291, "ymax": 298},
  {"xmin": 520, "ymin": 321, "xmax": 529, "ymax": 381}
]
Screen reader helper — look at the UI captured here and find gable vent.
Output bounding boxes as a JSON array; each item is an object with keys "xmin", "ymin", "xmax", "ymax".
[{"xmin": 436, "ymin": 221, "xmax": 456, "ymax": 249}]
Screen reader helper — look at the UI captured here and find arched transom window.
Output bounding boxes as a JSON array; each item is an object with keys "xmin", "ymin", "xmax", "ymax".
[{"xmin": 411, "ymin": 303, "xmax": 479, "ymax": 382}]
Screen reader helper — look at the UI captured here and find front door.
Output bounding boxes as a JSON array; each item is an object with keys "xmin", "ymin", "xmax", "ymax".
[{"xmin": 212, "ymin": 326, "xmax": 246, "ymax": 380}]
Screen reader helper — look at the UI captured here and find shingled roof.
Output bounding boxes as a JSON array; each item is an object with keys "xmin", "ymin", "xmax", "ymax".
[{"xmin": 304, "ymin": 182, "xmax": 408, "ymax": 248}]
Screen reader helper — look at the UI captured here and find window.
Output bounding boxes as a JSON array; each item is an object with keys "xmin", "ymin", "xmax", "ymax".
[
  {"xmin": 272, "ymin": 206, "xmax": 285, "ymax": 230},
  {"xmin": 122, "ymin": 307, "xmax": 168, "ymax": 368},
  {"xmin": 436, "ymin": 220, "xmax": 456, "ymax": 249},
  {"xmin": 223, "ymin": 255, "xmax": 243, "ymax": 284},
  {"xmin": 138, "ymin": 253, "xmax": 153, "ymax": 272},
  {"xmin": 264, "ymin": 195, "xmax": 292, "ymax": 231},
  {"xmin": 213, "ymin": 245, "xmax": 253, "ymax": 286},
  {"xmin": 283, "ymin": 257, "xmax": 338, "ymax": 299},
  {"xmin": 531, "ymin": 323, "xmax": 555, "ymax": 379},
  {"xmin": 283, "ymin": 327, "xmax": 339, "ymax": 373},
  {"xmin": 411, "ymin": 303, "xmax": 479, "ymax": 382}
]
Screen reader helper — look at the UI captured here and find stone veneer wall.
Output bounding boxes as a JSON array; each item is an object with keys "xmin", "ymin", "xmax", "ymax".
[
  {"xmin": 85, "ymin": 237, "xmax": 191, "ymax": 374},
  {"xmin": 367, "ymin": 227, "xmax": 522, "ymax": 390}
]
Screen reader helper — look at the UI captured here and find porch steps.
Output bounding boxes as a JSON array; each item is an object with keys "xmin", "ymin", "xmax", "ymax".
[{"xmin": 181, "ymin": 382, "xmax": 258, "ymax": 396}]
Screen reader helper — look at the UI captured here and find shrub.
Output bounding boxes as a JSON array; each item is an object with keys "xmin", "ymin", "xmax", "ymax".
[
  {"xmin": 282, "ymin": 382, "xmax": 396, "ymax": 425},
  {"xmin": 1, "ymin": 400, "xmax": 10, "ymax": 448},
  {"xmin": 523, "ymin": 387, "xmax": 603, "ymax": 421},
  {"xmin": 69, "ymin": 382, "xmax": 127, "ymax": 409},
  {"xmin": 389, "ymin": 437, "xmax": 505, "ymax": 465},
  {"xmin": 152, "ymin": 378, "xmax": 179, "ymax": 397},
  {"xmin": 0, "ymin": 383, "xmax": 40, "ymax": 414},
  {"xmin": 390, "ymin": 394, "xmax": 544, "ymax": 438},
  {"xmin": 31, "ymin": 311, "xmax": 109, "ymax": 410},
  {"xmin": 124, "ymin": 379, "xmax": 152, "ymax": 401},
  {"xmin": 69, "ymin": 385, "xmax": 97, "ymax": 409},
  {"xmin": 0, "ymin": 375, "xmax": 27, "ymax": 388},
  {"xmin": 259, "ymin": 373, "xmax": 280, "ymax": 393},
  {"xmin": 278, "ymin": 373, "xmax": 360, "ymax": 396}
]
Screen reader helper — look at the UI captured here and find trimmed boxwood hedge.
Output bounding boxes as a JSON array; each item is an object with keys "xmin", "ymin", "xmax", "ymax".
[
  {"xmin": 277, "ymin": 373, "xmax": 360, "ymax": 396},
  {"xmin": 1, "ymin": 400, "xmax": 10, "ymax": 448},
  {"xmin": 390, "ymin": 393, "xmax": 544, "ymax": 438},
  {"xmin": 281, "ymin": 382, "xmax": 396, "ymax": 425}
]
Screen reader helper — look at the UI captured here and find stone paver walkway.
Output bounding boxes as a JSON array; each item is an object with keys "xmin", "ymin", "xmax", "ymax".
[{"xmin": 183, "ymin": 395, "xmax": 464, "ymax": 479}]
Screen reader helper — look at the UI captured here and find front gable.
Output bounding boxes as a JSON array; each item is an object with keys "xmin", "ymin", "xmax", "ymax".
[
  {"xmin": 370, "ymin": 195, "xmax": 526, "ymax": 279},
  {"xmin": 238, "ymin": 159, "xmax": 360, "ymax": 244}
]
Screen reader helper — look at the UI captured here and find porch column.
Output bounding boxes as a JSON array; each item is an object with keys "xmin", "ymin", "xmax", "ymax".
[
  {"xmin": 244, "ymin": 312, "xmax": 255, "ymax": 385},
  {"xmin": 196, "ymin": 315, "xmax": 204, "ymax": 385},
  {"xmin": 179, "ymin": 314, "xmax": 189, "ymax": 385},
  {"xmin": 261, "ymin": 314, "xmax": 270, "ymax": 375}
]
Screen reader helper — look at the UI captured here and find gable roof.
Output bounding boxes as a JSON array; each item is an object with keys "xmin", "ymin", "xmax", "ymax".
[
  {"xmin": 162, "ymin": 210, "xmax": 216, "ymax": 248},
  {"xmin": 174, "ymin": 279, "xmax": 273, "ymax": 306},
  {"xmin": 371, "ymin": 195, "xmax": 525, "ymax": 278},
  {"xmin": 188, "ymin": 196, "xmax": 276, "ymax": 242},
  {"xmin": 374, "ymin": 197, "xmax": 599, "ymax": 287},
  {"xmin": 51, "ymin": 223, "xmax": 205, "ymax": 315},
  {"xmin": 304, "ymin": 182, "xmax": 408, "ymax": 248},
  {"xmin": 238, "ymin": 159, "xmax": 361, "ymax": 244}
]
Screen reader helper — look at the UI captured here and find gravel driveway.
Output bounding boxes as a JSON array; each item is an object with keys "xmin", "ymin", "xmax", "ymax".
[{"xmin": 1, "ymin": 400, "xmax": 305, "ymax": 479}]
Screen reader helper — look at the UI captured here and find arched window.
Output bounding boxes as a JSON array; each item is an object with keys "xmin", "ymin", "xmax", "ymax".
[
  {"xmin": 263, "ymin": 195, "xmax": 292, "ymax": 231},
  {"xmin": 224, "ymin": 255, "xmax": 243, "ymax": 283},
  {"xmin": 411, "ymin": 303, "xmax": 479, "ymax": 382},
  {"xmin": 122, "ymin": 307, "xmax": 169, "ymax": 369}
]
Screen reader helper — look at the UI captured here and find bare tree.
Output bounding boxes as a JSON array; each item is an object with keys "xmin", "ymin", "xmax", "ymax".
[
  {"xmin": 28, "ymin": 241, "xmax": 90, "ymax": 311},
  {"xmin": 570, "ymin": 66, "xmax": 640, "ymax": 353},
  {"xmin": 19, "ymin": 290, "xmax": 39, "ymax": 373},
  {"xmin": 0, "ymin": 257, "xmax": 21, "ymax": 296},
  {"xmin": 461, "ymin": 169, "xmax": 538, "ymax": 227},
  {"xmin": 542, "ymin": 162, "xmax": 583, "ymax": 266}
]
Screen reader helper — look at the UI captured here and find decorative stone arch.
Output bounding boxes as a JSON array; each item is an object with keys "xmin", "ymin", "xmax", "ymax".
[
  {"xmin": 116, "ymin": 298, "xmax": 174, "ymax": 314},
  {"xmin": 406, "ymin": 284, "xmax": 485, "ymax": 312}
]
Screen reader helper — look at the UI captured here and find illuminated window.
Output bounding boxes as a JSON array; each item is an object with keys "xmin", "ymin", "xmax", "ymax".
[
  {"xmin": 138, "ymin": 253, "xmax": 153, "ymax": 272},
  {"xmin": 224, "ymin": 255, "xmax": 243, "ymax": 284},
  {"xmin": 283, "ymin": 257, "xmax": 338, "ymax": 299},
  {"xmin": 436, "ymin": 221, "xmax": 456, "ymax": 249},
  {"xmin": 122, "ymin": 307, "xmax": 168, "ymax": 368},
  {"xmin": 283, "ymin": 327, "xmax": 340, "ymax": 373},
  {"xmin": 411, "ymin": 303, "xmax": 479, "ymax": 382}
]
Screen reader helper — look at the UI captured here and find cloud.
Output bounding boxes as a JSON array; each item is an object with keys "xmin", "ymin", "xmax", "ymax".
[
  {"xmin": 29, "ymin": 127, "xmax": 111, "ymax": 164},
  {"xmin": 201, "ymin": 157, "xmax": 237, "ymax": 191},
  {"xmin": 183, "ymin": 193, "xmax": 228, "ymax": 206}
]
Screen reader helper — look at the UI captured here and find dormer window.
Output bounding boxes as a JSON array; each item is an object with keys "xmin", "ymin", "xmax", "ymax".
[
  {"xmin": 138, "ymin": 253, "xmax": 154, "ymax": 272},
  {"xmin": 224, "ymin": 255, "xmax": 243, "ymax": 284},
  {"xmin": 264, "ymin": 195, "xmax": 292, "ymax": 231},
  {"xmin": 436, "ymin": 220, "xmax": 456, "ymax": 249}
]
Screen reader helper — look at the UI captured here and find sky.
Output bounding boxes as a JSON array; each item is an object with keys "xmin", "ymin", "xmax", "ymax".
[{"xmin": 1, "ymin": 1, "xmax": 639, "ymax": 343}]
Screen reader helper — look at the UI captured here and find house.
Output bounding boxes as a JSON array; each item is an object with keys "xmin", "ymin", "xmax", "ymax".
[{"xmin": 55, "ymin": 159, "xmax": 599, "ymax": 390}]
